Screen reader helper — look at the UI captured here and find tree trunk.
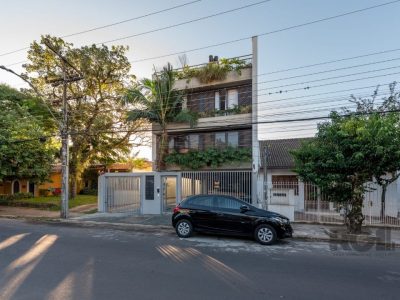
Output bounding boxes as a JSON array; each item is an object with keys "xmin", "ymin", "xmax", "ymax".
[
  {"xmin": 157, "ymin": 127, "xmax": 168, "ymax": 171},
  {"xmin": 69, "ymin": 171, "xmax": 78, "ymax": 199},
  {"xmin": 69, "ymin": 160, "xmax": 82, "ymax": 199},
  {"xmin": 345, "ymin": 192, "xmax": 365, "ymax": 234},
  {"xmin": 380, "ymin": 184, "xmax": 387, "ymax": 221}
]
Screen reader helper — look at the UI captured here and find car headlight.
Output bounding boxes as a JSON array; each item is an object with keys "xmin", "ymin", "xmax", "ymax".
[{"xmin": 272, "ymin": 217, "xmax": 289, "ymax": 225}]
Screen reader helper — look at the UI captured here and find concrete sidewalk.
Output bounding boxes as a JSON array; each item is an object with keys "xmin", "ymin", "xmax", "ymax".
[{"xmin": 0, "ymin": 204, "xmax": 97, "ymax": 219}]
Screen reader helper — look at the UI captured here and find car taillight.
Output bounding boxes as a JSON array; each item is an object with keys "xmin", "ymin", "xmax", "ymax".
[{"xmin": 173, "ymin": 206, "xmax": 181, "ymax": 214}]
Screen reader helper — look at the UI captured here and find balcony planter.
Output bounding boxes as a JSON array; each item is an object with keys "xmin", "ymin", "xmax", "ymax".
[{"xmin": 164, "ymin": 147, "xmax": 252, "ymax": 170}]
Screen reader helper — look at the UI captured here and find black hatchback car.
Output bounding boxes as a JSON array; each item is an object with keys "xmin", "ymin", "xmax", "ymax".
[{"xmin": 172, "ymin": 194, "xmax": 293, "ymax": 245}]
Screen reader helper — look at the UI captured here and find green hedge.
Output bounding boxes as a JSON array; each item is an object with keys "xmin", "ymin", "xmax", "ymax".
[
  {"xmin": 165, "ymin": 147, "xmax": 252, "ymax": 170},
  {"xmin": 0, "ymin": 192, "xmax": 33, "ymax": 202}
]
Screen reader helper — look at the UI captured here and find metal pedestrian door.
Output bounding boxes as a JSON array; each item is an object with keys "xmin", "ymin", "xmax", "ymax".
[{"xmin": 161, "ymin": 175, "xmax": 178, "ymax": 213}]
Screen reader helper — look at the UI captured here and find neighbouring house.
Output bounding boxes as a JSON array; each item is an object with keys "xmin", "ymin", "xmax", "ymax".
[
  {"xmin": 259, "ymin": 138, "xmax": 400, "ymax": 223},
  {"xmin": 0, "ymin": 161, "xmax": 152, "ymax": 198},
  {"xmin": 0, "ymin": 165, "xmax": 62, "ymax": 197}
]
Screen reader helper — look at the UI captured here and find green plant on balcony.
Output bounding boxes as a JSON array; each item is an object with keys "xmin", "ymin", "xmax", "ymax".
[
  {"xmin": 126, "ymin": 63, "xmax": 198, "ymax": 170},
  {"xmin": 164, "ymin": 147, "xmax": 252, "ymax": 170},
  {"xmin": 175, "ymin": 58, "xmax": 251, "ymax": 84},
  {"xmin": 197, "ymin": 105, "xmax": 252, "ymax": 118}
]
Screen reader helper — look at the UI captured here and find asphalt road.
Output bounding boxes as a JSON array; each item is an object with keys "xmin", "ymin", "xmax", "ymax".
[{"xmin": 0, "ymin": 219, "xmax": 399, "ymax": 300}]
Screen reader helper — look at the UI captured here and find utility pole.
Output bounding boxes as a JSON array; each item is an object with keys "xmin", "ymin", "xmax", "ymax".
[
  {"xmin": 43, "ymin": 39, "xmax": 83, "ymax": 219},
  {"xmin": 60, "ymin": 60, "xmax": 69, "ymax": 219}
]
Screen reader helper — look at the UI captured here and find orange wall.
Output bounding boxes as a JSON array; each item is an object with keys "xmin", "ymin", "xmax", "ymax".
[{"xmin": 36, "ymin": 172, "xmax": 62, "ymax": 196}]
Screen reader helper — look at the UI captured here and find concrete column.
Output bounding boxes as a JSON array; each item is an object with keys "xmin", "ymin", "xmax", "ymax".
[
  {"xmin": 151, "ymin": 124, "xmax": 157, "ymax": 171},
  {"xmin": 298, "ymin": 180, "xmax": 305, "ymax": 212},
  {"xmin": 97, "ymin": 175, "xmax": 106, "ymax": 212},
  {"xmin": 251, "ymin": 36, "xmax": 260, "ymax": 206}
]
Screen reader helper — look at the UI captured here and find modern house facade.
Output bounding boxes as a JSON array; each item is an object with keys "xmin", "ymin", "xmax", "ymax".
[
  {"xmin": 99, "ymin": 38, "xmax": 261, "ymax": 215},
  {"xmin": 149, "ymin": 55, "xmax": 255, "ymax": 212}
]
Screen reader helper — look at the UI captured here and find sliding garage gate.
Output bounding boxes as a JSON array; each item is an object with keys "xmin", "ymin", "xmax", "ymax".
[
  {"xmin": 181, "ymin": 170, "xmax": 252, "ymax": 203},
  {"xmin": 101, "ymin": 175, "xmax": 141, "ymax": 213}
]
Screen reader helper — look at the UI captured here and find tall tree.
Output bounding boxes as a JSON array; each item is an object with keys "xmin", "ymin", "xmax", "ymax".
[
  {"xmin": 0, "ymin": 84, "xmax": 57, "ymax": 133},
  {"xmin": 293, "ymin": 113, "xmax": 372, "ymax": 233},
  {"xmin": 0, "ymin": 85, "xmax": 54, "ymax": 183},
  {"xmin": 126, "ymin": 63, "xmax": 196, "ymax": 170},
  {"xmin": 23, "ymin": 35, "xmax": 145, "ymax": 197},
  {"xmin": 294, "ymin": 83, "xmax": 400, "ymax": 231},
  {"xmin": 346, "ymin": 82, "xmax": 400, "ymax": 219}
]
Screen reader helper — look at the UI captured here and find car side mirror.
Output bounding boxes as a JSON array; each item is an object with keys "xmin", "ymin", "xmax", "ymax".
[{"xmin": 240, "ymin": 205, "xmax": 250, "ymax": 212}]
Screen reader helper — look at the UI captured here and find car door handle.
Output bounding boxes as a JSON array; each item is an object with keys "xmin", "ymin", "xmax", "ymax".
[{"xmin": 216, "ymin": 213, "xmax": 224, "ymax": 216}]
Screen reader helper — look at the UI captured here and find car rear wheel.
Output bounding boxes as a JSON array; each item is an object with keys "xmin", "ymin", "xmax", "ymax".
[
  {"xmin": 254, "ymin": 224, "xmax": 277, "ymax": 245},
  {"xmin": 175, "ymin": 219, "xmax": 193, "ymax": 238}
]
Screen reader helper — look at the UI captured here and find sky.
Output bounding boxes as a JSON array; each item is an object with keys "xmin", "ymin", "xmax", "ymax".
[{"xmin": 1, "ymin": 0, "xmax": 400, "ymax": 159}]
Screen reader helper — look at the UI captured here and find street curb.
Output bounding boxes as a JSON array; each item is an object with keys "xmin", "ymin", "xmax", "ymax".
[
  {"xmin": 2, "ymin": 215, "xmax": 399, "ymax": 248},
  {"xmin": 293, "ymin": 221, "xmax": 400, "ymax": 230},
  {"xmin": 42, "ymin": 218, "xmax": 400, "ymax": 248},
  {"xmin": 0, "ymin": 215, "xmax": 56, "ymax": 221},
  {"xmin": 46, "ymin": 219, "xmax": 173, "ymax": 233},
  {"xmin": 292, "ymin": 235, "xmax": 399, "ymax": 248}
]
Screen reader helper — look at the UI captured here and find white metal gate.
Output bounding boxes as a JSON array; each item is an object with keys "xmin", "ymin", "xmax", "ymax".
[
  {"xmin": 103, "ymin": 175, "xmax": 141, "ymax": 213},
  {"xmin": 181, "ymin": 170, "xmax": 252, "ymax": 203}
]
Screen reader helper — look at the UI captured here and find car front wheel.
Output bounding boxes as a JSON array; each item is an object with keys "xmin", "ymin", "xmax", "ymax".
[
  {"xmin": 254, "ymin": 224, "xmax": 277, "ymax": 245},
  {"xmin": 175, "ymin": 219, "xmax": 193, "ymax": 238}
]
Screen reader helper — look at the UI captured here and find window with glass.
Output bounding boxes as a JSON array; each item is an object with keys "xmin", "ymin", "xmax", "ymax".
[
  {"xmin": 189, "ymin": 134, "xmax": 199, "ymax": 150},
  {"xmin": 145, "ymin": 176, "xmax": 155, "ymax": 200},
  {"xmin": 227, "ymin": 132, "xmax": 239, "ymax": 147},
  {"xmin": 215, "ymin": 132, "xmax": 226, "ymax": 148},
  {"xmin": 214, "ymin": 196, "xmax": 242, "ymax": 210},
  {"xmin": 186, "ymin": 196, "xmax": 214, "ymax": 209},
  {"xmin": 227, "ymin": 89, "xmax": 238, "ymax": 109}
]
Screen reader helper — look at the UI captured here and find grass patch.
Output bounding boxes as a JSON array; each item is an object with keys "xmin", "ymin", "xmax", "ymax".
[{"xmin": 0, "ymin": 195, "xmax": 97, "ymax": 211}]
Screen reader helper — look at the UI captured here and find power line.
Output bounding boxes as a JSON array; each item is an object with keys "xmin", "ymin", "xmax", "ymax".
[
  {"xmin": 67, "ymin": 88, "xmax": 391, "ymax": 119},
  {"xmin": 63, "ymin": 0, "xmax": 202, "ymax": 38},
  {"xmin": 67, "ymin": 108, "xmax": 400, "ymax": 134},
  {"xmin": 257, "ymin": 83, "xmax": 390, "ymax": 103},
  {"xmin": 259, "ymin": 48, "xmax": 400, "ymax": 76},
  {"xmin": 7, "ymin": 57, "xmax": 399, "ymax": 103},
  {"xmin": 261, "ymin": 65, "xmax": 400, "ymax": 90},
  {"xmin": 259, "ymin": 57, "xmax": 400, "ymax": 84},
  {"xmin": 131, "ymin": 0, "xmax": 400, "ymax": 63},
  {"xmin": 258, "ymin": 92, "xmax": 391, "ymax": 111},
  {"xmin": 97, "ymin": 0, "xmax": 271, "ymax": 45},
  {"xmin": 2, "ymin": 0, "xmax": 399, "ymax": 89},
  {"xmin": 261, "ymin": 71, "xmax": 400, "ymax": 95},
  {"xmin": 4, "ymin": 0, "xmax": 400, "ymax": 72},
  {"xmin": 7, "ymin": 107, "xmax": 400, "ymax": 145},
  {"xmin": 63, "ymin": 79, "xmax": 398, "ymax": 119},
  {"xmin": 0, "ymin": 0, "xmax": 202, "ymax": 58},
  {"xmin": 124, "ymin": 64, "xmax": 400, "ymax": 100},
  {"xmin": 12, "ymin": 75, "xmax": 397, "ymax": 122}
]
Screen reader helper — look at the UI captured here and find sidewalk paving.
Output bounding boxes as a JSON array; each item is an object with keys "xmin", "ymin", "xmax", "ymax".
[
  {"xmin": 1, "ymin": 206, "xmax": 399, "ymax": 247},
  {"xmin": 0, "ymin": 204, "xmax": 97, "ymax": 219}
]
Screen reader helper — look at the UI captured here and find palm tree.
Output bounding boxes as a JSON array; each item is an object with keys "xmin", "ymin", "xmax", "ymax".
[{"xmin": 126, "ymin": 63, "xmax": 196, "ymax": 170}]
